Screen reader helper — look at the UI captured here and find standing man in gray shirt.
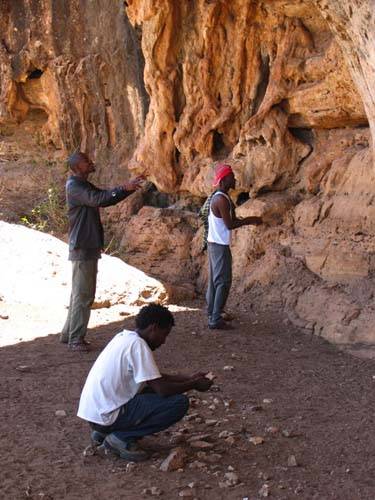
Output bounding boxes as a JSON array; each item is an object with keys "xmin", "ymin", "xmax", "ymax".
[{"xmin": 60, "ymin": 152, "xmax": 143, "ymax": 352}]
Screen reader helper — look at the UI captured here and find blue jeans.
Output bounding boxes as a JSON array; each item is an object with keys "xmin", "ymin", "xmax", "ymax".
[{"xmin": 91, "ymin": 393, "xmax": 189, "ymax": 444}]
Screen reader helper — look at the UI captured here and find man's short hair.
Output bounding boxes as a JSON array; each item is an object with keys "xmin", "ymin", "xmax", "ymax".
[
  {"xmin": 135, "ymin": 303, "xmax": 175, "ymax": 330},
  {"xmin": 68, "ymin": 151, "xmax": 85, "ymax": 171}
]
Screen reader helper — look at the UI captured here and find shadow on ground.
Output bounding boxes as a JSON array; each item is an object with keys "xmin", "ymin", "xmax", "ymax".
[{"xmin": 2, "ymin": 304, "xmax": 375, "ymax": 499}]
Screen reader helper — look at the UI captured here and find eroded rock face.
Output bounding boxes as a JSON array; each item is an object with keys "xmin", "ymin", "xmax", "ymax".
[{"xmin": 1, "ymin": 0, "xmax": 375, "ymax": 346}]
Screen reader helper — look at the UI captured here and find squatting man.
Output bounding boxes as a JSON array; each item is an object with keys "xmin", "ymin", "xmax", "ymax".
[{"xmin": 78, "ymin": 304, "xmax": 213, "ymax": 461}]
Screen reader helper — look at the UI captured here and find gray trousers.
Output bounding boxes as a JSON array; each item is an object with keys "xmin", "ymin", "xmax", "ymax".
[
  {"xmin": 206, "ymin": 242, "xmax": 232, "ymax": 325},
  {"xmin": 60, "ymin": 260, "xmax": 98, "ymax": 345}
]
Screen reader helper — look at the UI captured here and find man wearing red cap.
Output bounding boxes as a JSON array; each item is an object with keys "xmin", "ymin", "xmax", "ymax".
[{"xmin": 206, "ymin": 164, "xmax": 262, "ymax": 330}]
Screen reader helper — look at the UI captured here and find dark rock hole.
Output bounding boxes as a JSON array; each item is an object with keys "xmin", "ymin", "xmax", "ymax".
[
  {"xmin": 236, "ymin": 192, "xmax": 250, "ymax": 206},
  {"xmin": 27, "ymin": 69, "xmax": 43, "ymax": 80}
]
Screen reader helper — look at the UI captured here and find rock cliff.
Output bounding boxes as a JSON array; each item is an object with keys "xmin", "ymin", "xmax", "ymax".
[{"xmin": 1, "ymin": 0, "xmax": 375, "ymax": 346}]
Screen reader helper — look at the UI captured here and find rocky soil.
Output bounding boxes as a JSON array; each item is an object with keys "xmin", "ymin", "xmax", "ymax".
[
  {"xmin": 1, "ymin": 0, "xmax": 375, "ymax": 347},
  {"xmin": 2, "ymin": 304, "xmax": 375, "ymax": 499}
]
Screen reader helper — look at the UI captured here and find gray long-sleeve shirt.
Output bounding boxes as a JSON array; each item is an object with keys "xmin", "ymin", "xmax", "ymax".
[{"xmin": 66, "ymin": 176, "xmax": 128, "ymax": 261}]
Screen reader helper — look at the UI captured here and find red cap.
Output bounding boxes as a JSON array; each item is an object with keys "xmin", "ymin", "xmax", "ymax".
[{"xmin": 213, "ymin": 164, "xmax": 233, "ymax": 186}]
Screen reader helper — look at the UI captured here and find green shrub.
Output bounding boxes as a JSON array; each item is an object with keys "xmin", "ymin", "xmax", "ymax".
[{"xmin": 20, "ymin": 185, "xmax": 67, "ymax": 235}]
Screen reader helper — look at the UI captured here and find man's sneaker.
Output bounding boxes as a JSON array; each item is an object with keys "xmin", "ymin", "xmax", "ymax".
[
  {"xmin": 104, "ymin": 433, "xmax": 149, "ymax": 462},
  {"xmin": 221, "ymin": 311, "xmax": 235, "ymax": 321},
  {"xmin": 91, "ymin": 430, "xmax": 108, "ymax": 446},
  {"xmin": 208, "ymin": 319, "xmax": 235, "ymax": 331}
]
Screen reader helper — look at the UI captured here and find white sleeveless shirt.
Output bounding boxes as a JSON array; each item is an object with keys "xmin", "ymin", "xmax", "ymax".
[{"xmin": 207, "ymin": 192, "xmax": 232, "ymax": 246}]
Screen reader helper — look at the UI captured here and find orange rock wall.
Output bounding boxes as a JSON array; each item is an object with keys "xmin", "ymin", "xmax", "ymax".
[{"xmin": 1, "ymin": 0, "xmax": 375, "ymax": 345}]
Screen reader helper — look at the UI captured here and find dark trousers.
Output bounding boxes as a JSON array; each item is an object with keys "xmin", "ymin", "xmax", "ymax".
[
  {"xmin": 206, "ymin": 242, "xmax": 232, "ymax": 325},
  {"xmin": 91, "ymin": 393, "xmax": 189, "ymax": 444},
  {"xmin": 60, "ymin": 260, "xmax": 98, "ymax": 345}
]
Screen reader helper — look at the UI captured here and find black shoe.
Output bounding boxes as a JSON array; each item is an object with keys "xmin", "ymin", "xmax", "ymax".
[
  {"xmin": 208, "ymin": 319, "xmax": 234, "ymax": 330},
  {"xmin": 91, "ymin": 430, "xmax": 108, "ymax": 446},
  {"xmin": 104, "ymin": 434, "xmax": 149, "ymax": 462}
]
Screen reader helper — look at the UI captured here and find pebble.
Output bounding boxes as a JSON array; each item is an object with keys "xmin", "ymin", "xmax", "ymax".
[
  {"xmin": 259, "ymin": 483, "xmax": 270, "ymax": 497},
  {"xmin": 287, "ymin": 455, "xmax": 298, "ymax": 467},
  {"xmin": 223, "ymin": 365, "xmax": 234, "ymax": 371},
  {"xmin": 55, "ymin": 410, "xmax": 67, "ymax": 417},
  {"xmin": 265, "ymin": 426, "xmax": 279, "ymax": 434},
  {"xmin": 263, "ymin": 398, "xmax": 273, "ymax": 404},
  {"xmin": 224, "ymin": 399, "xmax": 235, "ymax": 408},
  {"xmin": 189, "ymin": 461, "xmax": 206, "ymax": 469},
  {"xmin": 188, "ymin": 433, "xmax": 211, "ymax": 443},
  {"xmin": 0, "ymin": 314, "xmax": 9, "ymax": 320},
  {"xmin": 225, "ymin": 436, "xmax": 235, "ymax": 446},
  {"xmin": 179, "ymin": 488, "xmax": 194, "ymax": 497},
  {"xmin": 15, "ymin": 365, "xmax": 31, "ymax": 372},
  {"xmin": 282, "ymin": 429, "xmax": 292, "ymax": 438},
  {"xmin": 249, "ymin": 436, "xmax": 264, "ymax": 446},
  {"xmin": 218, "ymin": 430, "xmax": 234, "ymax": 439},
  {"xmin": 142, "ymin": 486, "xmax": 163, "ymax": 496},
  {"xmin": 206, "ymin": 371, "xmax": 216, "ymax": 380},
  {"xmin": 190, "ymin": 440, "xmax": 214, "ymax": 450},
  {"xmin": 205, "ymin": 453, "xmax": 222, "ymax": 463},
  {"xmin": 224, "ymin": 472, "xmax": 239, "ymax": 486},
  {"xmin": 83, "ymin": 444, "xmax": 96, "ymax": 457},
  {"xmin": 160, "ymin": 447, "xmax": 186, "ymax": 472},
  {"xmin": 205, "ymin": 419, "xmax": 218, "ymax": 426}
]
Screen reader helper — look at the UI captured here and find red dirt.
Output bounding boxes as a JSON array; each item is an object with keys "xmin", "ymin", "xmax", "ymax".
[{"xmin": 1, "ymin": 301, "xmax": 375, "ymax": 499}]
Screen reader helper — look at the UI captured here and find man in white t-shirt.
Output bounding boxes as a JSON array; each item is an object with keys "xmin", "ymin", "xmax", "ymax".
[{"xmin": 77, "ymin": 303, "xmax": 213, "ymax": 461}]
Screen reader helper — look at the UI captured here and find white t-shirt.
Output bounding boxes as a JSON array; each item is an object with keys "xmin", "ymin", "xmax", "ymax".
[{"xmin": 77, "ymin": 329, "xmax": 161, "ymax": 425}]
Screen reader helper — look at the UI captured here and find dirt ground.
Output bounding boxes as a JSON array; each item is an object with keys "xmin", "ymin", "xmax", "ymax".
[{"xmin": 1, "ymin": 300, "xmax": 375, "ymax": 500}]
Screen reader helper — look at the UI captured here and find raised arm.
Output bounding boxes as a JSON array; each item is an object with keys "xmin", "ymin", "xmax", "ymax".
[{"xmin": 67, "ymin": 176, "xmax": 143, "ymax": 208}]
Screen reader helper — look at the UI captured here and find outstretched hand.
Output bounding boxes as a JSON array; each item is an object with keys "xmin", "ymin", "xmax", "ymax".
[
  {"xmin": 123, "ymin": 176, "xmax": 144, "ymax": 192},
  {"xmin": 243, "ymin": 216, "xmax": 262, "ymax": 226},
  {"xmin": 194, "ymin": 376, "xmax": 213, "ymax": 392}
]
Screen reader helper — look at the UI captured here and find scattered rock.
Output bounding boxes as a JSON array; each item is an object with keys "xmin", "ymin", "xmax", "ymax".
[
  {"xmin": 190, "ymin": 440, "xmax": 214, "ymax": 450},
  {"xmin": 206, "ymin": 371, "xmax": 216, "ymax": 380},
  {"xmin": 263, "ymin": 398, "xmax": 273, "ymax": 404},
  {"xmin": 208, "ymin": 404, "xmax": 216, "ymax": 410},
  {"xmin": 83, "ymin": 444, "xmax": 96, "ymax": 457},
  {"xmin": 249, "ymin": 436, "xmax": 264, "ymax": 446},
  {"xmin": 189, "ymin": 461, "xmax": 206, "ymax": 469},
  {"xmin": 188, "ymin": 433, "xmax": 211, "ymax": 443},
  {"xmin": 125, "ymin": 462, "xmax": 137, "ymax": 473},
  {"xmin": 225, "ymin": 436, "xmax": 236, "ymax": 446},
  {"xmin": 205, "ymin": 419, "xmax": 218, "ymax": 426},
  {"xmin": 224, "ymin": 399, "xmax": 235, "ymax": 408},
  {"xmin": 55, "ymin": 410, "xmax": 67, "ymax": 417},
  {"xmin": 259, "ymin": 483, "xmax": 270, "ymax": 497},
  {"xmin": 223, "ymin": 366, "xmax": 234, "ymax": 371},
  {"xmin": 287, "ymin": 455, "xmax": 298, "ymax": 467},
  {"xmin": 160, "ymin": 447, "xmax": 187, "ymax": 472},
  {"xmin": 218, "ymin": 430, "xmax": 234, "ymax": 439},
  {"xmin": 282, "ymin": 429, "xmax": 293, "ymax": 438},
  {"xmin": 185, "ymin": 412, "xmax": 199, "ymax": 421},
  {"xmin": 178, "ymin": 488, "xmax": 194, "ymax": 497},
  {"xmin": 224, "ymin": 472, "xmax": 239, "ymax": 486},
  {"xmin": 142, "ymin": 486, "xmax": 163, "ymax": 496},
  {"xmin": 265, "ymin": 426, "xmax": 279, "ymax": 434},
  {"xmin": 15, "ymin": 365, "xmax": 31, "ymax": 372},
  {"xmin": 205, "ymin": 453, "xmax": 222, "ymax": 463}
]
